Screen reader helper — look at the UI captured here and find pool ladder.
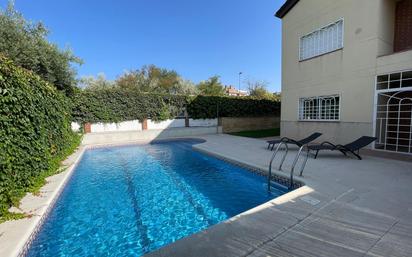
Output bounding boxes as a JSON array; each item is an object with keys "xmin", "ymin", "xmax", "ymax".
[{"xmin": 267, "ymin": 140, "xmax": 309, "ymax": 192}]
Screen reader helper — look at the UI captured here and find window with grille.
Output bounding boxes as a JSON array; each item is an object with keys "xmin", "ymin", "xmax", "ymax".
[
  {"xmin": 299, "ymin": 19, "xmax": 344, "ymax": 61},
  {"xmin": 376, "ymin": 70, "xmax": 412, "ymax": 91},
  {"xmin": 299, "ymin": 95, "xmax": 340, "ymax": 121}
]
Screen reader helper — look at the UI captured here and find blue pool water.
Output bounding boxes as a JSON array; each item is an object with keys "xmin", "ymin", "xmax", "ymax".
[{"xmin": 27, "ymin": 140, "xmax": 288, "ymax": 256}]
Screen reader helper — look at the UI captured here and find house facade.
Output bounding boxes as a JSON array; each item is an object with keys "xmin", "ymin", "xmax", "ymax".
[
  {"xmin": 276, "ymin": 0, "xmax": 412, "ymax": 154},
  {"xmin": 224, "ymin": 85, "xmax": 248, "ymax": 97}
]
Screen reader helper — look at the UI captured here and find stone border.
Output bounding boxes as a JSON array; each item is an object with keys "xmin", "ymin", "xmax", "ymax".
[{"xmin": 15, "ymin": 137, "xmax": 302, "ymax": 257}]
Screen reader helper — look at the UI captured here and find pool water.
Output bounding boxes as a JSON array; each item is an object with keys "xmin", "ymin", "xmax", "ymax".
[{"xmin": 27, "ymin": 140, "xmax": 288, "ymax": 257}]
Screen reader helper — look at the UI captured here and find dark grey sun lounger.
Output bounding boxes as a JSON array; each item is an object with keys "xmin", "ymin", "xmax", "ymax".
[
  {"xmin": 267, "ymin": 132, "xmax": 322, "ymax": 151},
  {"xmin": 307, "ymin": 136, "xmax": 377, "ymax": 160}
]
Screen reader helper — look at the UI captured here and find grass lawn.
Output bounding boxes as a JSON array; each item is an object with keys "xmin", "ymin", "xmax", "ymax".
[{"xmin": 228, "ymin": 128, "xmax": 280, "ymax": 138}]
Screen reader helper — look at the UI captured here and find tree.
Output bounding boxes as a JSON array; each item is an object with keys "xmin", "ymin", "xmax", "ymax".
[
  {"xmin": 79, "ymin": 73, "xmax": 114, "ymax": 89},
  {"xmin": 115, "ymin": 65, "xmax": 198, "ymax": 95},
  {"xmin": 246, "ymin": 79, "xmax": 278, "ymax": 100},
  {"xmin": 145, "ymin": 65, "xmax": 180, "ymax": 93},
  {"xmin": 174, "ymin": 78, "xmax": 199, "ymax": 95},
  {"xmin": 0, "ymin": 2, "xmax": 82, "ymax": 95},
  {"xmin": 272, "ymin": 92, "xmax": 281, "ymax": 101},
  {"xmin": 115, "ymin": 70, "xmax": 154, "ymax": 92},
  {"xmin": 197, "ymin": 76, "xmax": 225, "ymax": 96}
]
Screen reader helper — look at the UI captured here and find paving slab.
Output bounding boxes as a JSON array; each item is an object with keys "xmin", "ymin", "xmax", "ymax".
[
  {"xmin": 368, "ymin": 220, "xmax": 412, "ymax": 257},
  {"xmin": 148, "ymin": 134, "xmax": 412, "ymax": 257},
  {"xmin": 248, "ymin": 229, "xmax": 366, "ymax": 257}
]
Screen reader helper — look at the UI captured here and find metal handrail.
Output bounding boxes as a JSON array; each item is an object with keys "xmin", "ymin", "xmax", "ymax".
[
  {"xmin": 268, "ymin": 140, "xmax": 315, "ymax": 191},
  {"xmin": 299, "ymin": 148, "xmax": 310, "ymax": 176},
  {"xmin": 268, "ymin": 143, "xmax": 312, "ymax": 192},
  {"xmin": 267, "ymin": 141, "xmax": 289, "ymax": 192},
  {"xmin": 289, "ymin": 145, "xmax": 307, "ymax": 188}
]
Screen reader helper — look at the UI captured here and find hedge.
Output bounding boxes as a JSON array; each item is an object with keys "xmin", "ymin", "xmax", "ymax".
[
  {"xmin": 72, "ymin": 88, "xmax": 280, "ymax": 123},
  {"xmin": 71, "ymin": 88, "xmax": 189, "ymax": 123},
  {"xmin": 0, "ymin": 56, "xmax": 80, "ymax": 218},
  {"xmin": 187, "ymin": 95, "xmax": 280, "ymax": 119}
]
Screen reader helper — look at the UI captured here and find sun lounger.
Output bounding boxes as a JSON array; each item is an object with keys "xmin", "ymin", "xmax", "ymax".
[
  {"xmin": 267, "ymin": 132, "xmax": 322, "ymax": 151},
  {"xmin": 307, "ymin": 136, "xmax": 377, "ymax": 160}
]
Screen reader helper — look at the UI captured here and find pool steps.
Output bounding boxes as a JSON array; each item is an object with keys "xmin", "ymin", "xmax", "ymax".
[{"xmin": 268, "ymin": 141, "xmax": 309, "ymax": 192}]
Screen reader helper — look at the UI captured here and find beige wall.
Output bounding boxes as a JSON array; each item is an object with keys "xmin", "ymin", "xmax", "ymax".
[
  {"xmin": 280, "ymin": 0, "xmax": 412, "ymax": 144},
  {"xmin": 377, "ymin": 0, "xmax": 396, "ymax": 56},
  {"xmin": 281, "ymin": 121, "xmax": 371, "ymax": 145}
]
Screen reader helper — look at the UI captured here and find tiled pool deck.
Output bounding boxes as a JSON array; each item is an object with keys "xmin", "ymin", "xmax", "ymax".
[
  {"xmin": 148, "ymin": 134, "xmax": 412, "ymax": 257},
  {"xmin": 1, "ymin": 133, "xmax": 411, "ymax": 257}
]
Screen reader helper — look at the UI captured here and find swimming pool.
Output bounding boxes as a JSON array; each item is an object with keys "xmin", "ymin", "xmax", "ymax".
[{"xmin": 27, "ymin": 139, "xmax": 288, "ymax": 256}]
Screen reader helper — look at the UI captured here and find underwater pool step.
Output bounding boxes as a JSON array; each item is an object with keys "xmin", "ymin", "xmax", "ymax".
[{"xmin": 269, "ymin": 181, "xmax": 289, "ymax": 193}]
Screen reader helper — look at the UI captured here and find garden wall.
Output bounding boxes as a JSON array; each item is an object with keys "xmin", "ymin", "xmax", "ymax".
[
  {"xmin": 72, "ymin": 118, "xmax": 218, "ymax": 133},
  {"xmin": 89, "ymin": 120, "xmax": 142, "ymax": 133},
  {"xmin": 220, "ymin": 116, "xmax": 280, "ymax": 133},
  {"xmin": 74, "ymin": 116, "xmax": 279, "ymax": 135}
]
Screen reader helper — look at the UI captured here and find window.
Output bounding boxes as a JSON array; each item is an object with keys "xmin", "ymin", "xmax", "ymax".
[
  {"xmin": 299, "ymin": 19, "xmax": 344, "ymax": 61},
  {"xmin": 376, "ymin": 70, "xmax": 412, "ymax": 91},
  {"xmin": 299, "ymin": 95, "xmax": 340, "ymax": 121}
]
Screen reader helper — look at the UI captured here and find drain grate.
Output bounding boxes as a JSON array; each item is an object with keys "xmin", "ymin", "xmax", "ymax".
[{"xmin": 300, "ymin": 196, "xmax": 320, "ymax": 206}]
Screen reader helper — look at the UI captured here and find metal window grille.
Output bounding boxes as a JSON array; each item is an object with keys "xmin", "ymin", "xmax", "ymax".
[
  {"xmin": 300, "ymin": 19, "xmax": 343, "ymax": 61},
  {"xmin": 375, "ymin": 70, "xmax": 412, "ymax": 154},
  {"xmin": 376, "ymin": 70, "xmax": 412, "ymax": 91},
  {"xmin": 299, "ymin": 95, "xmax": 340, "ymax": 121}
]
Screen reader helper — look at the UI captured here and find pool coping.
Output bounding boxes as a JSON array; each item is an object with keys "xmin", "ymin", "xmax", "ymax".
[
  {"xmin": 11, "ymin": 146, "xmax": 87, "ymax": 257},
  {"xmin": 4, "ymin": 137, "xmax": 304, "ymax": 257}
]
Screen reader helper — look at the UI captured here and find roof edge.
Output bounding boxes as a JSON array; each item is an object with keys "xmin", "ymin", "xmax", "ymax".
[{"xmin": 275, "ymin": 0, "xmax": 299, "ymax": 19}]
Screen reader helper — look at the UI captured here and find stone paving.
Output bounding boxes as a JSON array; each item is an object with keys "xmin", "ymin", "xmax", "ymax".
[{"xmin": 147, "ymin": 134, "xmax": 412, "ymax": 257}]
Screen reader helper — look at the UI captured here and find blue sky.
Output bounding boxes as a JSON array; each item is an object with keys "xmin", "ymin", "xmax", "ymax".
[{"xmin": 1, "ymin": 0, "xmax": 284, "ymax": 92}]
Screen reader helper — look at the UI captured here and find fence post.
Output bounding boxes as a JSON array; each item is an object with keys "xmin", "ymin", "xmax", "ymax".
[
  {"xmin": 84, "ymin": 123, "xmax": 91, "ymax": 133},
  {"xmin": 184, "ymin": 109, "xmax": 189, "ymax": 127},
  {"xmin": 142, "ymin": 119, "xmax": 148, "ymax": 130}
]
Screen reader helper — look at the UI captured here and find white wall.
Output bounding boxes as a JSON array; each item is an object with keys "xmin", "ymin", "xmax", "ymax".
[
  {"xmin": 147, "ymin": 119, "xmax": 186, "ymax": 130},
  {"xmin": 90, "ymin": 120, "xmax": 142, "ymax": 133},
  {"xmin": 71, "ymin": 122, "xmax": 81, "ymax": 132},
  {"xmin": 147, "ymin": 119, "xmax": 217, "ymax": 129},
  {"xmin": 189, "ymin": 118, "xmax": 218, "ymax": 127},
  {"xmin": 74, "ymin": 118, "xmax": 218, "ymax": 133}
]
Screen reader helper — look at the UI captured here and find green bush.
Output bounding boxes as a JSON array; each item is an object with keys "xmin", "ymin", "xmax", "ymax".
[
  {"xmin": 71, "ymin": 88, "xmax": 190, "ymax": 123},
  {"xmin": 72, "ymin": 88, "xmax": 280, "ymax": 123},
  {"xmin": 187, "ymin": 95, "xmax": 280, "ymax": 119},
  {"xmin": 0, "ymin": 56, "xmax": 80, "ymax": 217}
]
